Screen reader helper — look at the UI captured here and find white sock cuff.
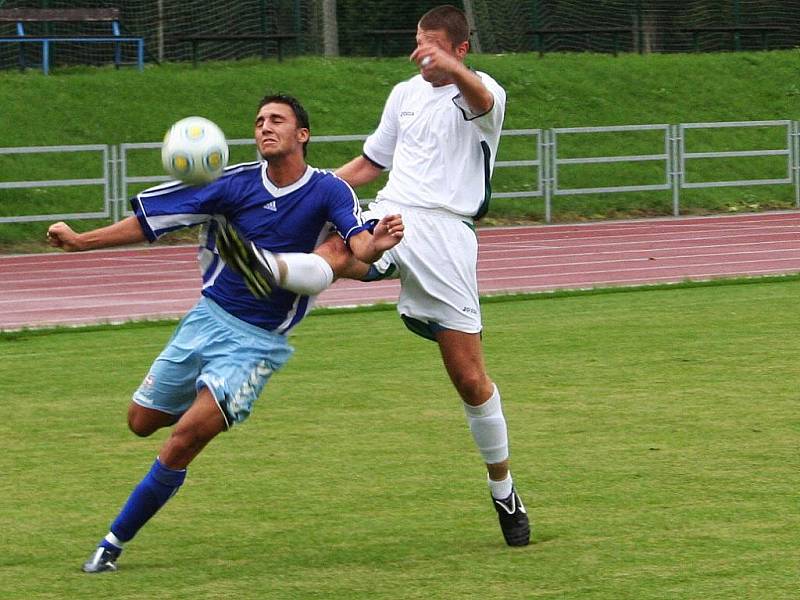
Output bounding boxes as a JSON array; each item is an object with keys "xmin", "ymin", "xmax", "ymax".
[
  {"xmin": 463, "ymin": 384, "xmax": 501, "ymax": 418},
  {"xmin": 105, "ymin": 532, "xmax": 125, "ymax": 549},
  {"xmin": 279, "ymin": 252, "xmax": 334, "ymax": 295},
  {"xmin": 488, "ymin": 472, "xmax": 514, "ymax": 499}
]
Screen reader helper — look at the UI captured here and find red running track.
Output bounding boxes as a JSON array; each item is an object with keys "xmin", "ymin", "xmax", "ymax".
[{"xmin": 2, "ymin": 211, "xmax": 800, "ymax": 331}]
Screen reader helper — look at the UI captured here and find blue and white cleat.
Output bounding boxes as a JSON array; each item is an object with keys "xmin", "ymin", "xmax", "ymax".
[{"xmin": 82, "ymin": 544, "xmax": 121, "ymax": 573}]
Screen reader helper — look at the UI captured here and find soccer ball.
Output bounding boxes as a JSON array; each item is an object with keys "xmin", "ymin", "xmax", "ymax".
[{"xmin": 161, "ymin": 116, "xmax": 229, "ymax": 185}]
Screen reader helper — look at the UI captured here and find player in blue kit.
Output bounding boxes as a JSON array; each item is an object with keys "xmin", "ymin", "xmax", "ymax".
[{"xmin": 46, "ymin": 94, "xmax": 404, "ymax": 573}]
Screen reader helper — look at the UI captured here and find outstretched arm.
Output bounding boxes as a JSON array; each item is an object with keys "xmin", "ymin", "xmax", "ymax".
[
  {"xmin": 47, "ymin": 216, "xmax": 147, "ymax": 252},
  {"xmin": 335, "ymin": 155, "xmax": 384, "ymax": 188}
]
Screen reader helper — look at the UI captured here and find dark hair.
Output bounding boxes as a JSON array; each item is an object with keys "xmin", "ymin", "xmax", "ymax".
[
  {"xmin": 257, "ymin": 93, "xmax": 310, "ymax": 156},
  {"xmin": 418, "ymin": 5, "xmax": 469, "ymax": 46}
]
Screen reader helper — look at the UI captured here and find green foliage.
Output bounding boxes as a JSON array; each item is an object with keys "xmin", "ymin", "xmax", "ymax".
[{"xmin": 1, "ymin": 279, "xmax": 799, "ymax": 598}]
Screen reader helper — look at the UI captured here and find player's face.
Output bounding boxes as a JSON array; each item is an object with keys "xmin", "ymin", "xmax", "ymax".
[
  {"xmin": 254, "ymin": 102, "xmax": 309, "ymax": 160},
  {"xmin": 415, "ymin": 27, "xmax": 456, "ymax": 55},
  {"xmin": 415, "ymin": 26, "xmax": 468, "ymax": 85}
]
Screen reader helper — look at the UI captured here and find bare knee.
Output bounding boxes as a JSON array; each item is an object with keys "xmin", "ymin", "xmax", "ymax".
[
  {"xmin": 127, "ymin": 406, "xmax": 154, "ymax": 437},
  {"xmin": 127, "ymin": 403, "xmax": 177, "ymax": 437},
  {"xmin": 315, "ymin": 234, "xmax": 367, "ymax": 280},
  {"xmin": 436, "ymin": 330, "xmax": 494, "ymax": 406},
  {"xmin": 451, "ymin": 371, "xmax": 493, "ymax": 405},
  {"xmin": 128, "ymin": 413, "xmax": 158, "ymax": 437}
]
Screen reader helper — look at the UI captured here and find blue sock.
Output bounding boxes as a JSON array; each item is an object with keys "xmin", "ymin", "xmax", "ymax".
[{"xmin": 107, "ymin": 458, "xmax": 187, "ymax": 543}]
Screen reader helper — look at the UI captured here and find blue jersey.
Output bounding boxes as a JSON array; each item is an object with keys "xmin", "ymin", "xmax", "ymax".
[{"xmin": 131, "ymin": 161, "xmax": 368, "ymax": 333}]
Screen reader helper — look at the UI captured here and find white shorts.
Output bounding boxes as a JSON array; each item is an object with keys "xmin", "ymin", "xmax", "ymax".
[{"xmin": 365, "ymin": 200, "xmax": 481, "ymax": 338}]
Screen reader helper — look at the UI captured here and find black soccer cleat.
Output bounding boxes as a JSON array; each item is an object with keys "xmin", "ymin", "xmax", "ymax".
[
  {"xmin": 492, "ymin": 487, "xmax": 530, "ymax": 547},
  {"xmin": 82, "ymin": 544, "xmax": 121, "ymax": 573},
  {"xmin": 216, "ymin": 222, "xmax": 277, "ymax": 298}
]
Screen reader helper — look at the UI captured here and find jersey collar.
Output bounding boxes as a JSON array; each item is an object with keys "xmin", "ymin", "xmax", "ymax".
[{"xmin": 260, "ymin": 162, "xmax": 314, "ymax": 197}]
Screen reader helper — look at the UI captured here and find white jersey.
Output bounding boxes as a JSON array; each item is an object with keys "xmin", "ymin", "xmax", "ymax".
[{"xmin": 363, "ymin": 71, "xmax": 506, "ymax": 218}]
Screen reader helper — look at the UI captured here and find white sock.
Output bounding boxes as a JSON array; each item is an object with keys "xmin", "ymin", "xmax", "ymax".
[
  {"xmin": 104, "ymin": 532, "xmax": 125, "ymax": 549},
  {"xmin": 488, "ymin": 472, "xmax": 514, "ymax": 500},
  {"xmin": 278, "ymin": 252, "xmax": 334, "ymax": 295},
  {"xmin": 463, "ymin": 384, "xmax": 509, "ymax": 465}
]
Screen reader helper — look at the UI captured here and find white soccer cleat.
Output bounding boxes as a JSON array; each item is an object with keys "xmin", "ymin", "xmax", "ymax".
[{"xmin": 82, "ymin": 545, "xmax": 121, "ymax": 573}]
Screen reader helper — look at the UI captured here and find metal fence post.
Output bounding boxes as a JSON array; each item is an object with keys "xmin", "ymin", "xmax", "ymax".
[
  {"xmin": 109, "ymin": 144, "xmax": 119, "ymax": 222},
  {"xmin": 119, "ymin": 144, "xmax": 128, "ymax": 218},
  {"xmin": 542, "ymin": 129, "xmax": 553, "ymax": 223},
  {"xmin": 537, "ymin": 129, "xmax": 545, "ymax": 220},
  {"xmin": 116, "ymin": 144, "xmax": 126, "ymax": 220},
  {"xmin": 793, "ymin": 120, "xmax": 800, "ymax": 208},
  {"xmin": 669, "ymin": 124, "xmax": 682, "ymax": 216}
]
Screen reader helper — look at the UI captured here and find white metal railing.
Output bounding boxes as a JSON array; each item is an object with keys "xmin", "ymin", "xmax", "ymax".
[
  {"xmin": 679, "ymin": 120, "xmax": 795, "ymax": 189},
  {"xmin": 548, "ymin": 124, "xmax": 673, "ymax": 223},
  {"xmin": 1, "ymin": 122, "xmax": 798, "ymax": 224},
  {"xmin": 0, "ymin": 144, "xmax": 112, "ymax": 223}
]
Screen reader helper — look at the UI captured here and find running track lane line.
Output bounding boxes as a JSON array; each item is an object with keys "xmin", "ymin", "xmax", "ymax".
[{"xmin": 1, "ymin": 211, "xmax": 799, "ymax": 330}]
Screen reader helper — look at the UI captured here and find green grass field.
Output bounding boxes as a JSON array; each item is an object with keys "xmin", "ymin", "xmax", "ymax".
[{"xmin": 1, "ymin": 279, "xmax": 798, "ymax": 599}]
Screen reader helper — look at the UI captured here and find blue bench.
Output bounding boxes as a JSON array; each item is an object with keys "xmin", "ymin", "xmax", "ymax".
[{"xmin": 0, "ymin": 8, "xmax": 144, "ymax": 75}]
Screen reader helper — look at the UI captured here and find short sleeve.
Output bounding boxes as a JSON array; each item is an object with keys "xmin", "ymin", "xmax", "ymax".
[
  {"xmin": 325, "ymin": 176, "xmax": 369, "ymax": 242},
  {"xmin": 452, "ymin": 72, "xmax": 506, "ymax": 136},
  {"xmin": 130, "ymin": 177, "xmax": 228, "ymax": 241},
  {"xmin": 362, "ymin": 82, "xmax": 404, "ymax": 170}
]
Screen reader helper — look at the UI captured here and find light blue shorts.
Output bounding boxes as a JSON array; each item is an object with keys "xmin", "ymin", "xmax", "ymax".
[{"xmin": 132, "ymin": 297, "xmax": 294, "ymax": 428}]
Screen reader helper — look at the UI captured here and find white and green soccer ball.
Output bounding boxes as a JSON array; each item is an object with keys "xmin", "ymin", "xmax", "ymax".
[{"xmin": 161, "ymin": 116, "xmax": 229, "ymax": 185}]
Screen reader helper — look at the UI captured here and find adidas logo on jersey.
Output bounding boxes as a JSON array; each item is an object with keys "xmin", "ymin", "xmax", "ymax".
[{"xmin": 263, "ymin": 200, "xmax": 277, "ymax": 212}]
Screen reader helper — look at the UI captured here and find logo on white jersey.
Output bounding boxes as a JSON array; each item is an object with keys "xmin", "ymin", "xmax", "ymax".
[{"xmin": 263, "ymin": 200, "xmax": 277, "ymax": 212}]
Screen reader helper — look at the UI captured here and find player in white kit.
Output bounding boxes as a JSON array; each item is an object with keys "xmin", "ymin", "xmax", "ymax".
[{"xmin": 223, "ymin": 5, "xmax": 529, "ymax": 546}]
